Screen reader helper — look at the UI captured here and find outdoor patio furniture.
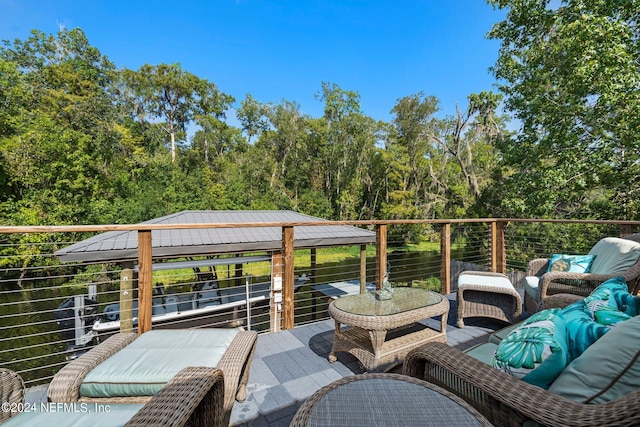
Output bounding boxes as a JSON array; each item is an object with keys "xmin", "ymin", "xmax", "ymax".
[
  {"xmin": 525, "ymin": 237, "xmax": 640, "ymax": 313},
  {"xmin": 0, "ymin": 368, "xmax": 25, "ymax": 424},
  {"xmin": 47, "ymin": 329, "xmax": 257, "ymax": 426},
  {"xmin": 404, "ymin": 341, "xmax": 640, "ymax": 427},
  {"xmin": 405, "ymin": 278, "xmax": 640, "ymax": 427},
  {"xmin": 1, "ymin": 366, "xmax": 225, "ymax": 427},
  {"xmin": 327, "ymin": 287, "xmax": 449, "ymax": 372},
  {"xmin": 290, "ymin": 373, "xmax": 493, "ymax": 426},
  {"xmin": 456, "ymin": 271, "xmax": 522, "ymax": 328}
]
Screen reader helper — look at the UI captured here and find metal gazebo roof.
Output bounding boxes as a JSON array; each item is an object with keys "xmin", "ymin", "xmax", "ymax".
[{"xmin": 55, "ymin": 210, "xmax": 376, "ymax": 263}]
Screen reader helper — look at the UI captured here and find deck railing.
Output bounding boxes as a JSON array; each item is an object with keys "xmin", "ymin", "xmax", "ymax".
[{"xmin": 1, "ymin": 217, "xmax": 639, "ymax": 386}]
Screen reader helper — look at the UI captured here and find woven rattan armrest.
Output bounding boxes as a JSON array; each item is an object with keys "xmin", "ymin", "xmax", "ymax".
[
  {"xmin": 403, "ymin": 342, "xmax": 640, "ymax": 427},
  {"xmin": 542, "ymin": 293, "xmax": 584, "ymax": 309},
  {"xmin": 1, "ymin": 368, "xmax": 26, "ymax": 423},
  {"xmin": 47, "ymin": 332, "xmax": 138, "ymax": 402},
  {"xmin": 537, "ymin": 272, "xmax": 627, "ymax": 311},
  {"xmin": 216, "ymin": 330, "xmax": 258, "ymax": 420},
  {"xmin": 125, "ymin": 366, "xmax": 225, "ymax": 427}
]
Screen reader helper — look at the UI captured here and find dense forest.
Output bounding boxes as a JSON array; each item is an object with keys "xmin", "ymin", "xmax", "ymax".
[{"xmin": 1, "ymin": 0, "xmax": 639, "ymax": 244}]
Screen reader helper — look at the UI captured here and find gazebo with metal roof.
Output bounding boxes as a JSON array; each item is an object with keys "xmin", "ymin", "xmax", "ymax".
[
  {"xmin": 55, "ymin": 210, "xmax": 376, "ymax": 263},
  {"xmin": 55, "ymin": 210, "xmax": 377, "ymax": 333}
]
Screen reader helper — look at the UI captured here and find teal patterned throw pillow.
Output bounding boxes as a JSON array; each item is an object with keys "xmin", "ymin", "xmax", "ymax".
[
  {"xmin": 586, "ymin": 276, "xmax": 640, "ymax": 317},
  {"xmin": 491, "ymin": 309, "xmax": 568, "ymax": 389},
  {"xmin": 561, "ymin": 300, "xmax": 611, "ymax": 361},
  {"xmin": 583, "ymin": 277, "xmax": 633, "ymax": 326},
  {"xmin": 559, "ymin": 277, "xmax": 634, "ymax": 361},
  {"xmin": 546, "ymin": 254, "xmax": 596, "ymax": 273}
]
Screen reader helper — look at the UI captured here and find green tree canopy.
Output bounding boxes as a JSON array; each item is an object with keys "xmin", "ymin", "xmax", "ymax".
[
  {"xmin": 121, "ymin": 63, "xmax": 233, "ymax": 162},
  {"xmin": 487, "ymin": 0, "xmax": 640, "ymax": 219}
]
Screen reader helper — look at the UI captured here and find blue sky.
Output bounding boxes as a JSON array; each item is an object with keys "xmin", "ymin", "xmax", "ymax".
[{"xmin": 1, "ymin": 0, "xmax": 506, "ymax": 123}]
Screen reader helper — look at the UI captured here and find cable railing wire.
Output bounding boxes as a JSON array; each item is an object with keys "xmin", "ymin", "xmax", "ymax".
[{"xmin": 1, "ymin": 219, "xmax": 638, "ymax": 387}]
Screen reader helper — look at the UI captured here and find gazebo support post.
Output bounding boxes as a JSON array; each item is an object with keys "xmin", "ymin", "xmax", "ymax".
[{"xmin": 120, "ymin": 264, "xmax": 134, "ymax": 333}]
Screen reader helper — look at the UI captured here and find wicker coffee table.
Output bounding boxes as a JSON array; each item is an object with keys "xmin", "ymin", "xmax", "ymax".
[
  {"xmin": 291, "ymin": 373, "xmax": 493, "ymax": 426},
  {"xmin": 328, "ymin": 287, "xmax": 449, "ymax": 372}
]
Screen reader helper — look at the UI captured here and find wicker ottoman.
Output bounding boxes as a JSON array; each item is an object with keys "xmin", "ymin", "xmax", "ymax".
[{"xmin": 456, "ymin": 271, "xmax": 522, "ymax": 328}]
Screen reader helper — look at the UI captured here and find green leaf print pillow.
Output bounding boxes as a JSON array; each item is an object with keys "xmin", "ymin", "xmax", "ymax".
[{"xmin": 491, "ymin": 309, "xmax": 568, "ymax": 389}]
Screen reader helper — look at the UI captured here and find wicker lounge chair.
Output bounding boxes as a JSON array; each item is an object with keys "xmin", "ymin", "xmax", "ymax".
[
  {"xmin": 1, "ymin": 366, "xmax": 225, "ymax": 427},
  {"xmin": 525, "ymin": 237, "xmax": 640, "ymax": 313},
  {"xmin": 403, "ymin": 342, "xmax": 640, "ymax": 427},
  {"xmin": 47, "ymin": 329, "xmax": 257, "ymax": 426}
]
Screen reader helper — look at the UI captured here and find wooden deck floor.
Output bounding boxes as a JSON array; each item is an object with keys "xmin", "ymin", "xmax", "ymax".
[{"xmin": 229, "ymin": 293, "xmax": 512, "ymax": 426}]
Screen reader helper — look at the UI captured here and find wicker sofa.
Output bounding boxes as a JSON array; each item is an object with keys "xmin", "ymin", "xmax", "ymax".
[
  {"xmin": 404, "ymin": 279, "xmax": 640, "ymax": 427},
  {"xmin": 1, "ymin": 366, "xmax": 226, "ymax": 426},
  {"xmin": 524, "ymin": 237, "xmax": 640, "ymax": 313},
  {"xmin": 403, "ymin": 342, "xmax": 640, "ymax": 427},
  {"xmin": 47, "ymin": 329, "xmax": 257, "ymax": 426}
]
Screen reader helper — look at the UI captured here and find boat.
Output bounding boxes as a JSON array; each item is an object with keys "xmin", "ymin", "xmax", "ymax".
[
  {"xmin": 55, "ymin": 269, "xmax": 311, "ymax": 353},
  {"xmin": 92, "ymin": 278, "xmax": 274, "ymax": 339}
]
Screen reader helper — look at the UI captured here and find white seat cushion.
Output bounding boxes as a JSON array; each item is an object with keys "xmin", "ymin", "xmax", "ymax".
[{"xmin": 458, "ymin": 273, "xmax": 515, "ymax": 291}]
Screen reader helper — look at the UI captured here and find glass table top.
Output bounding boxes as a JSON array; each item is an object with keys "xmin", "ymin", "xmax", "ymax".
[{"xmin": 332, "ymin": 287, "xmax": 443, "ymax": 316}]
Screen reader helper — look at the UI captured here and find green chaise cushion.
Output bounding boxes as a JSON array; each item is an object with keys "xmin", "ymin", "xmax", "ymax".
[
  {"xmin": 488, "ymin": 322, "xmax": 523, "ymax": 345},
  {"xmin": 464, "ymin": 342, "xmax": 499, "ymax": 365},
  {"xmin": 81, "ymin": 329, "xmax": 238, "ymax": 397},
  {"xmin": 548, "ymin": 315, "xmax": 640, "ymax": 403}
]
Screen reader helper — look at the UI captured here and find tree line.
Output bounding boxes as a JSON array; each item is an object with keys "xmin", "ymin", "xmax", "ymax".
[{"xmin": 1, "ymin": 0, "xmax": 638, "ymax": 250}]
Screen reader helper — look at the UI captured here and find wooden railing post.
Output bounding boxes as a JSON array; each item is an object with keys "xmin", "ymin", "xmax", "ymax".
[
  {"xmin": 490, "ymin": 221, "xmax": 498, "ymax": 272},
  {"xmin": 376, "ymin": 225, "xmax": 387, "ymax": 290},
  {"xmin": 496, "ymin": 221, "xmax": 507, "ymax": 274},
  {"xmin": 360, "ymin": 244, "xmax": 367, "ymax": 293},
  {"xmin": 440, "ymin": 224, "xmax": 451, "ymax": 294},
  {"xmin": 137, "ymin": 230, "xmax": 153, "ymax": 334},
  {"xmin": 282, "ymin": 225, "xmax": 295, "ymax": 330}
]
